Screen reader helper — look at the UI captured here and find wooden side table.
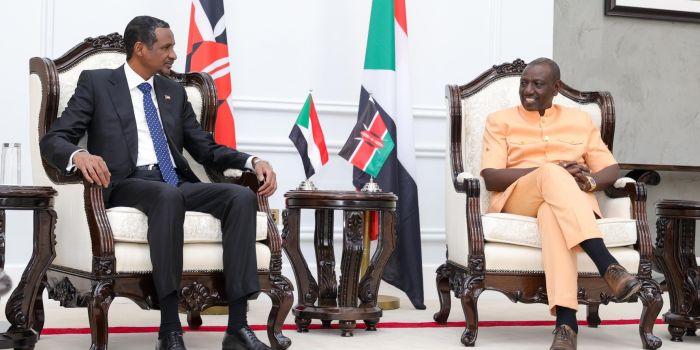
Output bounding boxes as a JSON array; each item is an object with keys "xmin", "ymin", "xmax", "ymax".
[
  {"xmin": 282, "ymin": 190, "xmax": 397, "ymax": 337},
  {"xmin": 654, "ymin": 199, "xmax": 700, "ymax": 342},
  {"xmin": 0, "ymin": 185, "xmax": 57, "ymax": 349}
]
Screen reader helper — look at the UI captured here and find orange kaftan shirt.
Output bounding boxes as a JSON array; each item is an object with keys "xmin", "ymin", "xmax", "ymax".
[{"xmin": 480, "ymin": 104, "xmax": 617, "ymax": 215}]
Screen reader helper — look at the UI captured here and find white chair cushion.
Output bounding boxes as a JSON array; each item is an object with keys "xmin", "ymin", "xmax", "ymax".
[
  {"xmin": 115, "ymin": 242, "xmax": 271, "ymax": 273},
  {"xmin": 482, "ymin": 213, "xmax": 636, "ymax": 248},
  {"xmin": 448, "ymin": 242, "xmax": 639, "ymax": 275},
  {"xmin": 107, "ymin": 207, "xmax": 268, "ymax": 243}
]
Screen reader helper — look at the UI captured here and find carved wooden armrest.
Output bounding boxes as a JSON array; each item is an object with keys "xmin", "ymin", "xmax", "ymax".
[
  {"xmin": 462, "ymin": 176, "xmax": 486, "ymax": 264},
  {"xmin": 623, "ymin": 181, "xmax": 654, "ymax": 274},
  {"xmin": 81, "ymin": 177, "xmax": 117, "ymax": 276},
  {"xmin": 604, "ymin": 177, "xmax": 636, "ymax": 198}
]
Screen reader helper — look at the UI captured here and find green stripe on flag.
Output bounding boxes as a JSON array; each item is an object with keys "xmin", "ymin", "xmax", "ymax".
[
  {"xmin": 363, "ymin": 0, "xmax": 395, "ymax": 71},
  {"xmin": 364, "ymin": 131, "xmax": 395, "ymax": 177},
  {"xmin": 295, "ymin": 94, "xmax": 311, "ymax": 129}
]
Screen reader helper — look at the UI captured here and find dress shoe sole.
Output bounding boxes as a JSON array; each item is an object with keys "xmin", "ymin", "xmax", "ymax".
[{"xmin": 616, "ymin": 279, "xmax": 642, "ymax": 302}]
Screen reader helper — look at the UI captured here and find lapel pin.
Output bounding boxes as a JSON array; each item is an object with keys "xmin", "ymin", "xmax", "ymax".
[{"xmin": 164, "ymin": 94, "xmax": 171, "ymax": 101}]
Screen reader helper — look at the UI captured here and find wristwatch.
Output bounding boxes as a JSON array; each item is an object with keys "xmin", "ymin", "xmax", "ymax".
[
  {"xmin": 252, "ymin": 157, "xmax": 269, "ymax": 169},
  {"xmin": 584, "ymin": 175, "xmax": 597, "ymax": 192}
]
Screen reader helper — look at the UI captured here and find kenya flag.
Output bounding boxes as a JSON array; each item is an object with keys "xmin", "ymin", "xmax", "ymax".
[
  {"xmin": 339, "ymin": 98, "xmax": 395, "ymax": 177},
  {"xmin": 185, "ymin": 0, "xmax": 236, "ymax": 148},
  {"xmin": 352, "ymin": 0, "xmax": 424, "ymax": 309},
  {"xmin": 289, "ymin": 94, "xmax": 329, "ymax": 179}
]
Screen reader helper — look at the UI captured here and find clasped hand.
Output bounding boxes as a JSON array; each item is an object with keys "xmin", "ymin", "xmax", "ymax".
[
  {"xmin": 556, "ymin": 160, "xmax": 594, "ymax": 192},
  {"xmin": 254, "ymin": 160, "xmax": 277, "ymax": 197}
]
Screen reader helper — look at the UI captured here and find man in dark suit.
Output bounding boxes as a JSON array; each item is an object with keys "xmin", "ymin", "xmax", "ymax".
[{"xmin": 40, "ymin": 16, "xmax": 275, "ymax": 350}]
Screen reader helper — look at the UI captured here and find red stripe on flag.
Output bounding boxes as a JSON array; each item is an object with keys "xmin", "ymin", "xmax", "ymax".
[
  {"xmin": 349, "ymin": 112, "xmax": 385, "ymax": 170},
  {"xmin": 308, "ymin": 98, "xmax": 329, "ymax": 164},
  {"xmin": 186, "ymin": 3, "xmax": 203, "ymax": 55},
  {"xmin": 394, "ymin": 0, "xmax": 408, "ymax": 35},
  {"xmin": 215, "ymin": 100, "xmax": 236, "ymax": 148}
]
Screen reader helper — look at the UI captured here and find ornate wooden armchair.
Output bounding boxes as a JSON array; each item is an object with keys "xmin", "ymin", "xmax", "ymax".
[
  {"xmin": 434, "ymin": 59, "xmax": 663, "ymax": 349},
  {"xmin": 28, "ymin": 33, "xmax": 293, "ymax": 350}
]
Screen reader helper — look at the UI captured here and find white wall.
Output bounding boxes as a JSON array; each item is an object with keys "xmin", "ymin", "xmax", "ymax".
[{"xmin": 0, "ymin": 0, "xmax": 553, "ymax": 299}]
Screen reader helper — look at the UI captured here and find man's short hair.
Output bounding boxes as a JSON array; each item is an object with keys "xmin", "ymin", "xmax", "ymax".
[
  {"xmin": 124, "ymin": 16, "xmax": 170, "ymax": 60},
  {"xmin": 527, "ymin": 57, "xmax": 561, "ymax": 82}
]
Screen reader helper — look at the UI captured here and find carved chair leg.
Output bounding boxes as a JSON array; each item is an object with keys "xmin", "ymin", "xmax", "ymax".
[
  {"xmin": 586, "ymin": 303, "xmax": 601, "ymax": 328},
  {"xmin": 686, "ymin": 326, "xmax": 697, "ymax": 336},
  {"xmin": 459, "ymin": 287, "xmax": 482, "ymax": 347},
  {"xmin": 433, "ymin": 264, "xmax": 452, "ymax": 324},
  {"xmin": 637, "ymin": 280, "xmax": 663, "ymax": 349},
  {"xmin": 88, "ymin": 282, "xmax": 114, "ymax": 350},
  {"xmin": 263, "ymin": 276, "xmax": 293, "ymax": 350},
  {"xmin": 187, "ymin": 310, "xmax": 202, "ymax": 330}
]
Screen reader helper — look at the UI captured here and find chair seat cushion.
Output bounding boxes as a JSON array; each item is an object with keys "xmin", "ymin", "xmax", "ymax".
[
  {"xmin": 481, "ymin": 213, "xmax": 636, "ymax": 248},
  {"xmin": 450, "ymin": 242, "xmax": 639, "ymax": 275},
  {"xmin": 115, "ymin": 242, "xmax": 271, "ymax": 273},
  {"xmin": 106, "ymin": 207, "xmax": 268, "ymax": 243}
]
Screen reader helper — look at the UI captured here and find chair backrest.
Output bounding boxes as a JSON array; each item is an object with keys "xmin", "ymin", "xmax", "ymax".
[
  {"xmin": 444, "ymin": 59, "xmax": 617, "ymax": 263},
  {"xmin": 28, "ymin": 33, "xmax": 218, "ymax": 271},
  {"xmin": 447, "ymin": 58, "xmax": 615, "ymax": 212}
]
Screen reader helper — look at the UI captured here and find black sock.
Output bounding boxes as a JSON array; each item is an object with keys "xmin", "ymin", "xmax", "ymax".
[
  {"xmin": 579, "ymin": 238, "xmax": 618, "ymax": 276},
  {"xmin": 555, "ymin": 306, "xmax": 578, "ymax": 333},
  {"xmin": 226, "ymin": 296, "xmax": 249, "ymax": 334},
  {"xmin": 158, "ymin": 291, "xmax": 182, "ymax": 339}
]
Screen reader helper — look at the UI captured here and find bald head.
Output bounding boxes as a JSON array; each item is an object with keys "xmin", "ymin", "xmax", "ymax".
[
  {"xmin": 519, "ymin": 58, "xmax": 562, "ymax": 115},
  {"xmin": 526, "ymin": 57, "xmax": 560, "ymax": 82}
]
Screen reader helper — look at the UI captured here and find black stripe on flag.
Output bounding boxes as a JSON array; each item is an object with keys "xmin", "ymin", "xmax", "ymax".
[
  {"xmin": 352, "ymin": 86, "xmax": 425, "ymax": 309},
  {"xmin": 289, "ymin": 124, "xmax": 315, "ymax": 179}
]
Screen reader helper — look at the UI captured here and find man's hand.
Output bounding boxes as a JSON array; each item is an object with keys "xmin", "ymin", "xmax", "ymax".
[
  {"xmin": 73, "ymin": 151, "xmax": 111, "ymax": 187},
  {"xmin": 556, "ymin": 161, "xmax": 592, "ymax": 191},
  {"xmin": 253, "ymin": 159, "xmax": 277, "ymax": 197}
]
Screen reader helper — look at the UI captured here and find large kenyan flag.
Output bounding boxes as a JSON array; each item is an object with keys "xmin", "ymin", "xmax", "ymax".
[
  {"xmin": 186, "ymin": 0, "xmax": 236, "ymax": 148},
  {"xmin": 353, "ymin": 0, "xmax": 424, "ymax": 309}
]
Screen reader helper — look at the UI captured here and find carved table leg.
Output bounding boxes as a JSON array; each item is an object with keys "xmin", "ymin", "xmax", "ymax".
[
  {"xmin": 4, "ymin": 209, "xmax": 56, "ymax": 340},
  {"xmin": 314, "ymin": 209, "xmax": 337, "ymax": 308},
  {"xmin": 338, "ymin": 210, "xmax": 365, "ymax": 337},
  {"xmin": 654, "ymin": 216, "xmax": 698, "ymax": 343},
  {"xmin": 586, "ymin": 303, "xmax": 601, "ymax": 328},
  {"xmin": 358, "ymin": 210, "xmax": 397, "ymax": 333},
  {"xmin": 282, "ymin": 209, "xmax": 317, "ymax": 332}
]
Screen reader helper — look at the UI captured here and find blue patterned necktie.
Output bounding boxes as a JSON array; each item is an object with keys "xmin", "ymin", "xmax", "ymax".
[{"xmin": 137, "ymin": 82, "xmax": 179, "ymax": 186}]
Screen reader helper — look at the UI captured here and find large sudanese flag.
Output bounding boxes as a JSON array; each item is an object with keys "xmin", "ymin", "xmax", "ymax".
[
  {"xmin": 352, "ymin": 0, "xmax": 425, "ymax": 309},
  {"xmin": 186, "ymin": 0, "xmax": 237, "ymax": 148}
]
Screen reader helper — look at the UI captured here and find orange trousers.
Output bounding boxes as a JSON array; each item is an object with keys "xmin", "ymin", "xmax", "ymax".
[{"xmin": 502, "ymin": 163, "xmax": 602, "ymax": 313}]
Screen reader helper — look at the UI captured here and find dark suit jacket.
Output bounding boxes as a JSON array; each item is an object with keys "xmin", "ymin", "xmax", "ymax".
[{"xmin": 40, "ymin": 65, "xmax": 251, "ymax": 203}]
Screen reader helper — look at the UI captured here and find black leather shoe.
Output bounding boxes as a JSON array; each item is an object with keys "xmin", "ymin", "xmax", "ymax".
[
  {"xmin": 222, "ymin": 327, "xmax": 271, "ymax": 350},
  {"xmin": 156, "ymin": 331, "xmax": 187, "ymax": 350}
]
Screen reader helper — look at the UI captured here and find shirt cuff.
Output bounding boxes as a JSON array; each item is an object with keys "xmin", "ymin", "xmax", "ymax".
[
  {"xmin": 245, "ymin": 156, "xmax": 258, "ymax": 171},
  {"xmin": 66, "ymin": 149, "xmax": 86, "ymax": 172}
]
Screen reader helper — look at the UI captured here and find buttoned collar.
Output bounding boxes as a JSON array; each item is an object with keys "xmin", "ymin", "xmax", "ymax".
[
  {"xmin": 124, "ymin": 62, "xmax": 155, "ymax": 91},
  {"xmin": 517, "ymin": 104, "xmax": 560, "ymax": 123}
]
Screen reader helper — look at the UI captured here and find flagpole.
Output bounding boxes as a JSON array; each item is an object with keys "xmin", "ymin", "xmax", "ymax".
[{"xmin": 360, "ymin": 177, "xmax": 400, "ymax": 310}]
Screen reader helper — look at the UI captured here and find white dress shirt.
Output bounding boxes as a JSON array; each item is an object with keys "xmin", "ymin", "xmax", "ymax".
[{"xmin": 68, "ymin": 62, "xmax": 255, "ymax": 171}]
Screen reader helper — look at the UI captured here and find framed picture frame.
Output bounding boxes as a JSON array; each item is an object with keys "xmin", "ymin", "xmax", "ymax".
[{"xmin": 605, "ymin": 0, "xmax": 700, "ymax": 23}]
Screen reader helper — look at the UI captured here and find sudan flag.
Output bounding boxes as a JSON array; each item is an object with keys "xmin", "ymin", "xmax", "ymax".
[
  {"xmin": 352, "ymin": 0, "xmax": 425, "ymax": 309},
  {"xmin": 289, "ymin": 94, "xmax": 329, "ymax": 178},
  {"xmin": 339, "ymin": 98, "xmax": 395, "ymax": 177}
]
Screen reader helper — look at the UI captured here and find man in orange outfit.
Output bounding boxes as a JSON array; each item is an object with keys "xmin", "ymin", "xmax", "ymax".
[{"xmin": 480, "ymin": 58, "xmax": 641, "ymax": 350}]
